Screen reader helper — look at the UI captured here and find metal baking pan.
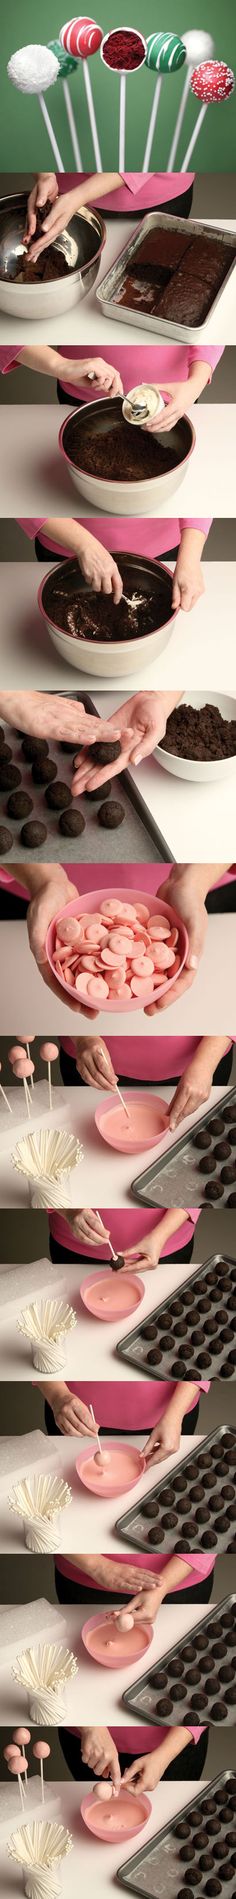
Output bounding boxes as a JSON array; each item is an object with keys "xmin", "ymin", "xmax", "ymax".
[
  {"xmin": 116, "ymin": 1771, "xmax": 235, "ymax": 1896},
  {"xmin": 131, "ymin": 1087, "xmax": 236, "ymax": 1208},
  {"xmin": 116, "ymin": 1252, "xmax": 236, "ymax": 1381},
  {"xmin": 116, "ymin": 1425, "xmax": 236, "ymax": 1555},
  {"xmin": 97, "ymin": 210, "xmax": 236, "ymax": 343},
  {"xmin": 122, "ymin": 1591, "xmax": 236, "ymax": 1727},
  {"xmin": 0, "ymin": 689, "xmax": 174, "ymax": 866}
]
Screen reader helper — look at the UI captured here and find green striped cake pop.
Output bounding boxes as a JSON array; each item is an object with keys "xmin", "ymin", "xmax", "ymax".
[{"xmin": 146, "ymin": 32, "xmax": 186, "ymax": 73}]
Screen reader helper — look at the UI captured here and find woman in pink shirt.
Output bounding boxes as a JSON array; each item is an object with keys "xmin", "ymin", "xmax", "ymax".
[
  {"xmin": 26, "ymin": 171, "xmax": 195, "ymax": 257},
  {"xmin": 18, "ymin": 512, "xmax": 212, "ymax": 619},
  {"xmin": 60, "ymin": 1718, "xmax": 208, "ymax": 1785},
  {"xmin": 49, "ymin": 1202, "xmax": 200, "ymax": 1276},
  {"xmin": 0, "ymin": 342, "xmax": 224, "ymax": 434}
]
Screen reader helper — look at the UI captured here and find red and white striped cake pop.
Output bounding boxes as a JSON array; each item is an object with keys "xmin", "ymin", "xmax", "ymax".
[
  {"xmin": 60, "ymin": 18, "xmax": 102, "ymax": 165},
  {"xmin": 40, "ymin": 1041, "xmax": 58, "ymax": 1112},
  {"xmin": 181, "ymin": 58, "xmax": 235, "ymax": 169},
  {"xmin": 33, "ymin": 1739, "xmax": 51, "ymax": 1802}
]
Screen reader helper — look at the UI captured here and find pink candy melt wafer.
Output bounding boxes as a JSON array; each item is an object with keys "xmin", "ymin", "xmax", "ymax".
[
  {"xmin": 131, "ymin": 957, "xmax": 154, "ymax": 978},
  {"xmin": 87, "ymin": 977, "xmax": 109, "ymax": 1001}
]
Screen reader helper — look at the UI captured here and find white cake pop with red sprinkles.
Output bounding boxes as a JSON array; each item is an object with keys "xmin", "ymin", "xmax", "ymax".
[{"xmin": 191, "ymin": 60, "xmax": 235, "ymax": 101}]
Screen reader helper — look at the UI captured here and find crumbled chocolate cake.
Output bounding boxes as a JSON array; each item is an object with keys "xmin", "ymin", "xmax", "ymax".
[{"xmin": 159, "ymin": 701, "xmax": 236, "ymax": 762}]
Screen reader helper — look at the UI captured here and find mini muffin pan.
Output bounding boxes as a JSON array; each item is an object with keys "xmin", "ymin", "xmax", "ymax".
[
  {"xmin": 116, "ymin": 1254, "xmax": 236, "ymax": 1381},
  {"xmin": 117, "ymin": 1771, "xmax": 236, "ymax": 1898},
  {"xmin": 0, "ymin": 699, "xmax": 173, "ymax": 866},
  {"xmin": 131, "ymin": 1089, "xmax": 236, "ymax": 1210},
  {"xmin": 122, "ymin": 1592, "xmax": 236, "ymax": 1727},
  {"xmin": 116, "ymin": 1427, "xmax": 236, "ymax": 1555}
]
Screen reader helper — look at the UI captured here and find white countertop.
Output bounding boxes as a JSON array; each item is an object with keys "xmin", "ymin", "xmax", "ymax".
[
  {"xmin": 0, "ymin": 1249, "xmax": 205, "ymax": 1383},
  {"xmin": 93, "ymin": 691, "xmax": 236, "ymax": 860},
  {"xmin": 0, "ymin": 1429, "xmax": 202, "ymax": 1554},
  {"xmin": 0, "ymin": 1594, "xmax": 215, "ymax": 1728},
  {"xmin": 0, "ymin": 904, "xmax": 235, "ymax": 1037},
  {"xmin": 0, "ymin": 1777, "xmax": 207, "ymax": 1899},
  {"xmin": 1, "ymin": 404, "xmax": 235, "ymax": 517},
  {"xmin": 1, "ymin": 559, "xmax": 236, "ymax": 695},
  {"xmin": 0, "ymin": 210, "xmax": 235, "ymax": 343},
  {"xmin": 0, "ymin": 1082, "xmax": 229, "ymax": 1208}
]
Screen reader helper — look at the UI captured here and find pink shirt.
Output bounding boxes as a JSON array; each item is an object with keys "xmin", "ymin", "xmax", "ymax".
[
  {"xmin": 49, "ymin": 1204, "xmax": 200, "ymax": 1257},
  {"xmin": 69, "ymin": 1721, "xmax": 205, "ymax": 1751},
  {"xmin": 18, "ymin": 514, "xmax": 212, "ymax": 556},
  {"xmin": 56, "ymin": 172, "xmax": 195, "ymax": 212},
  {"xmin": 0, "ymin": 342, "xmax": 224, "ymax": 404},
  {"xmin": 58, "ymin": 1548, "xmax": 215, "ymax": 1589},
  {"xmin": 60, "ymin": 1379, "xmax": 209, "ymax": 1428}
]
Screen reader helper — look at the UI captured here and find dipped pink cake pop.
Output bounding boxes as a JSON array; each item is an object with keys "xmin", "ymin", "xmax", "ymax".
[
  {"xmin": 33, "ymin": 1739, "xmax": 50, "ymax": 1802},
  {"xmin": 8, "ymin": 1754, "xmax": 28, "ymax": 1809},
  {"xmin": 16, "ymin": 1038, "xmax": 35, "ymax": 1089},
  {"xmin": 39, "ymin": 1041, "xmax": 58, "ymax": 1111},
  {"xmin": 12, "ymin": 1057, "xmax": 34, "ymax": 1120},
  {"xmin": 9, "ymin": 1046, "xmax": 26, "ymax": 1063},
  {"xmin": 12, "ymin": 1727, "xmax": 31, "ymax": 1744},
  {"xmin": 4, "ymin": 1744, "xmax": 21, "ymax": 1759},
  {"xmin": 59, "ymin": 19, "xmax": 102, "ymax": 166}
]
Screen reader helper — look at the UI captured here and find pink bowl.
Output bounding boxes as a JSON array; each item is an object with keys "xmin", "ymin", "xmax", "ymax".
[
  {"xmin": 81, "ymin": 1609, "xmax": 153, "ymax": 1669},
  {"xmin": 45, "ymin": 885, "xmax": 188, "ymax": 1013},
  {"xmin": 95, "ymin": 1090, "xmax": 169, "ymax": 1155},
  {"xmin": 79, "ymin": 1268, "xmax": 144, "ymax": 1321},
  {"xmin": 81, "ymin": 1787, "xmax": 151, "ymax": 1842},
  {"xmin": 76, "ymin": 1438, "xmax": 145, "ymax": 1497}
]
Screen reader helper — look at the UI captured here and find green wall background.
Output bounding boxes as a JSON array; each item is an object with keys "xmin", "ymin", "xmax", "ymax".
[{"xmin": 0, "ymin": 2, "xmax": 235, "ymax": 171}]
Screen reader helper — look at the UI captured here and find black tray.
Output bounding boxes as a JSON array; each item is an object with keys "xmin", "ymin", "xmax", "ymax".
[
  {"xmin": 116, "ymin": 1253, "xmax": 236, "ymax": 1381},
  {"xmin": 131, "ymin": 1088, "xmax": 236, "ymax": 1208},
  {"xmin": 116, "ymin": 1771, "xmax": 236, "ymax": 1897},
  {"xmin": 116, "ymin": 1426, "xmax": 236, "ymax": 1555},
  {"xmin": 122, "ymin": 1591, "xmax": 236, "ymax": 1727}
]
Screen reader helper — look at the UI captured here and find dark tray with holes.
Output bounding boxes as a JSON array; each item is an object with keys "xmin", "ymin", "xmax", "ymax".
[
  {"xmin": 116, "ymin": 1254, "xmax": 236, "ymax": 1382},
  {"xmin": 131, "ymin": 1089, "xmax": 236, "ymax": 1210},
  {"xmin": 116, "ymin": 1771, "xmax": 236, "ymax": 1897},
  {"xmin": 116, "ymin": 1427, "xmax": 236, "ymax": 1556},
  {"xmin": 122, "ymin": 1592, "xmax": 236, "ymax": 1728},
  {"xmin": 0, "ymin": 690, "xmax": 173, "ymax": 866}
]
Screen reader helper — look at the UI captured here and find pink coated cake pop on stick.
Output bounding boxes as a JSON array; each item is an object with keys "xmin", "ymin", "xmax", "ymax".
[
  {"xmin": 7, "ymin": 1755, "xmax": 28, "ymax": 1809},
  {"xmin": 182, "ymin": 57, "xmax": 235, "ymax": 170},
  {"xmin": 33, "ymin": 1740, "xmax": 50, "ymax": 1803},
  {"xmin": 12, "ymin": 1058, "xmax": 35, "ymax": 1120},
  {"xmin": 4, "ymin": 1745, "xmax": 21, "ymax": 1760},
  {"xmin": 17, "ymin": 1039, "xmax": 35, "ymax": 1087},
  {"xmin": 39, "ymin": 1042, "xmax": 58, "ymax": 1112},
  {"xmin": 12, "ymin": 1728, "xmax": 31, "ymax": 1785},
  {"xmin": 0, "ymin": 1062, "xmax": 12, "ymax": 1114},
  {"xmin": 60, "ymin": 20, "xmax": 103, "ymax": 168}
]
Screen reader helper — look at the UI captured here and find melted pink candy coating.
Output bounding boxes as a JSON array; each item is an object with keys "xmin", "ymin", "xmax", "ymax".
[
  {"xmin": 87, "ymin": 1617, "xmax": 145, "ymax": 1659},
  {"xmin": 88, "ymin": 1792, "xmax": 145, "ymax": 1831},
  {"xmin": 82, "ymin": 1446, "xmax": 139, "ymax": 1487},
  {"xmin": 103, "ymin": 1102, "xmax": 164, "ymax": 1147},
  {"xmin": 84, "ymin": 1276, "xmax": 141, "ymax": 1315}
]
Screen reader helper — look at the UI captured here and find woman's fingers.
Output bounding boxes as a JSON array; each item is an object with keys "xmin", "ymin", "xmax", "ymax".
[{"xmin": 144, "ymin": 968, "xmax": 195, "ymax": 1015}]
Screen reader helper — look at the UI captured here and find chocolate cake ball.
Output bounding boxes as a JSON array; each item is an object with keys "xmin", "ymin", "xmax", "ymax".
[
  {"xmin": 186, "ymin": 1667, "xmax": 201, "ymax": 1685},
  {"xmin": 196, "ymin": 1351, "xmax": 211, "ymax": 1368},
  {"xmin": 192, "ymin": 1329, "xmax": 205, "ymax": 1346},
  {"xmin": 151, "ymin": 1669, "xmax": 167, "ymax": 1689},
  {"xmin": 142, "ymin": 1499, "xmax": 157, "ymax": 1518},
  {"xmin": 89, "ymin": 739, "xmax": 122, "ymax": 765},
  {"xmin": 22, "ymin": 737, "xmax": 49, "ymax": 760},
  {"xmin": 32, "ymin": 758, "xmax": 57, "ymax": 785},
  {"xmin": 147, "ymin": 1345, "xmax": 162, "ymax": 1364},
  {"xmin": 194, "ymin": 1129, "xmax": 212, "ymax": 1149},
  {"xmin": 213, "ymin": 1140, "xmax": 231, "ymax": 1161},
  {"xmin": 98, "ymin": 800, "xmax": 125, "ymax": 828},
  {"xmin": 45, "ymin": 781, "xmax": 72, "ymax": 810},
  {"xmin": 175, "ymin": 1822, "xmax": 191, "ymax": 1839},
  {"xmin": 171, "ymin": 1682, "xmax": 183, "ymax": 1700},
  {"xmin": 219, "ymin": 1664, "xmax": 234, "ymax": 1683},
  {"xmin": 0, "ymin": 824, "xmax": 13, "ymax": 853},
  {"xmin": 199, "ymin": 1856, "xmax": 215, "ymax": 1874},
  {"xmin": 111, "ymin": 1253, "xmax": 125, "ymax": 1271},
  {"xmin": 180, "ymin": 1846, "xmax": 194, "ymax": 1863},
  {"xmin": 204, "ymin": 1181, "xmax": 224, "ymax": 1199},
  {"xmin": 164, "ymin": 1511, "xmax": 177, "ymax": 1529},
  {"xmin": 227, "ymin": 1125, "xmax": 236, "ymax": 1142},
  {"xmin": 174, "ymin": 1473, "xmax": 186, "ymax": 1490},
  {"xmin": 209, "ymin": 1116, "xmax": 225, "ymax": 1135},
  {"xmin": 7, "ymin": 790, "xmax": 33, "ymax": 819},
  {"xmin": 141, "ymin": 1323, "xmax": 157, "ymax": 1340},
  {"xmin": 172, "ymin": 1360, "xmax": 186, "ymax": 1375},
  {"xmin": 195, "ymin": 1632, "xmax": 208, "ymax": 1650},
  {"xmin": 170, "ymin": 1658, "xmax": 183, "ymax": 1678},
  {"xmin": 148, "ymin": 1524, "xmax": 163, "ymax": 1542},
  {"xmin": 205, "ymin": 1881, "xmax": 221, "ymax": 1896},
  {"xmin": 221, "ymin": 1163, "xmax": 236, "ymax": 1184},
  {"xmin": 224, "ymin": 1103, "xmax": 236, "ymax": 1122},
  {"xmin": 158, "ymin": 1696, "xmax": 173, "ymax": 1715},
  {"xmin": 0, "ymin": 726, "xmax": 5, "ymax": 748},
  {"xmin": 0, "ymin": 743, "xmax": 12, "ymax": 761},
  {"xmin": 59, "ymin": 808, "xmax": 85, "ymax": 836},
  {"xmin": 205, "ymin": 1678, "xmax": 218, "ymax": 1697},
  {"xmin": 20, "ymin": 820, "xmax": 48, "ymax": 847},
  {"xmin": 199, "ymin": 1155, "xmax": 216, "ymax": 1174},
  {"xmin": 85, "ymin": 780, "xmax": 112, "ymax": 800},
  {"xmin": 201, "ymin": 1531, "xmax": 217, "ymax": 1547},
  {"xmin": 0, "ymin": 763, "xmax": 21, "ymax": 790}
]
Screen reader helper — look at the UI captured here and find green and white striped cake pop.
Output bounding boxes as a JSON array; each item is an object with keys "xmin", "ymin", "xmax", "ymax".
[{"xmin": 146, "ymin": 32, "xmax": 186, "ymax": 73}]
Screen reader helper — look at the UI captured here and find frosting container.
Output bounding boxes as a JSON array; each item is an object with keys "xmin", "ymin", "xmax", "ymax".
[
  {"xmin": 81, "ymin": 1786, "xmax": 151, "ymax": 1841},
  {"xmin": 82, "ymin": 1608, "xmax": 153, "ymax": 1667},
  {"xmin": 76, "ymin": 1438, "xmax": 145, "ymax": 1497}
]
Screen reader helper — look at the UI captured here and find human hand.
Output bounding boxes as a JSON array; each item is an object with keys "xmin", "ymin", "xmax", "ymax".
[
  {"xmin": 67, "ymin": 1208, "xmax": 110, "ymax": 1247},
  {"xmin": 144, "ymin": 1410, "xmax": 182, "ymax": 1468},
  {"xmin": 145, "ymin": 864, "xmax": 208, "ymax": 1015},
  {"xmin": 172, "ymin": 550, "xmax": 205, "ymax": 613},
  {"xmin": 87, "ymin": 1557, "xmax": 147, "ymax": 1594},
  {"xmin": 71, "ymin": 692, "xmax": 170, "ymax": 796},
  {"xmin": 27, "ymin": 867, "xmax": 86, "ymax": 1009},
  {"xmin": 75, "ymin": 1038, "xmax": 117, "ymax": 1089},
  {"xmin": 169, "ymin": 1047, "xmax": 214, "ymax": 1132},
  {"xmin": 1, "ymin": 690, "xmax": 120, "ymax": 749},
  {"xmin": 123, "ymin": 1752, "xmax": 159, "ymax": 1792},
  {"xmin": 52, "ymin": 1391, "xmax": 97, "ymax": 1437},
  {"xmin": 128, "ymin": 1582, "xmax": 164, "ymax": 1621},
  {"xmin": 145, "ymin": 382, "xmax": 191, "ymax": 432},
  {"xmin": 25, "ymin": 173, "xmax": 58, "ymax": 243},
  {"xmin": 74, "ymin": 356, "xmax": 123, "ymax": 396},
  {"xmin": 122, "ymin": 1232, "xmax": 161, "ymax": 1272},
  {"xmin": 81, "ymin": 1728, "xmax": 120, "ymax": 1788},
  {"xmin": 77, "ymin": 532, "xmax": 123, "ymax": 601}
]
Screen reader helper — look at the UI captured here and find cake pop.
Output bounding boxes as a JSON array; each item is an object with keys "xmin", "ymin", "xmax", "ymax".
[
  {"xmin": 101, "ymin": 28, "xmax": 147, "ymax": 170},
  {"xmin": 39, "ymin": 1041, "xmax": 58, "ymax": 1111},
  {"xmin": 7, "ymin": 45, "xmax": 64, "ymax": 170},
  {"xmin": 60, "ymin": 19, "xmax": 102, "ymax": 167},
  {"xmin": 17, "ymin": 1038, "xmax": 35, "ymax": 1088},
  {"xmin": 90, "ymin": 1402, "xmax": 110, "ymax": 1466},
  {"xmin": 48, "ymin": 40, "xmax": 82, "ymax": 167},
  {"xmin": 12, "ymin": 1729, "xmax": 31, "ymax": 1786},
  {"xmin": 12, "ymin": 1057, "xmax": 35, "ymax": 1120},
  {"xmin": 4, "ymin": 1745, "xmax": 21, "ymax": 1759},
  {"xmin": 0, "ymin": 1061, "xmax": 12, "ymax": 1114},
  {"xmin": 144, "ymin": 32, "xmax": 186, "ymax": 169},
  {"xmin": 167, "ymin": 29, "xmax": 215, "ymax": 170},
  {"xmin": 95, "ymin": 1782, "xmax": 113, "ymax": 1800},
  {"xmin": 7, "ymin": 1754, "xmax": 28, "ymax": 1809},
  {"xmin": 33, "ymin": 1739, "xmax": 51, "ymax": 1802},
  {"xmin": 182, "ymin": 60, "xmax": 235, "ymax": 171},
  {"xmin": 117, "ymin": 1611, "xmax": 134, "ymax": 1631}
]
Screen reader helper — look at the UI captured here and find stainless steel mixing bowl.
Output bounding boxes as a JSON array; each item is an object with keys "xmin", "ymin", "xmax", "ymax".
[{"xmin": 0, "ymin": 192, "xmax": 106, "ymax": 319}]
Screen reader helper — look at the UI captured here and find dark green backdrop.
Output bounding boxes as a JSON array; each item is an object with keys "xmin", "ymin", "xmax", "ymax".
[{"xmin": 0, "ymin": 3, "xmax": 235, "ymax": 171}]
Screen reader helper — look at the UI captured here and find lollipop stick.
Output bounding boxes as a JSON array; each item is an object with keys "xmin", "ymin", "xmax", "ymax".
[
  {"xmin": 23, "ymin": 1078, "xmax": 31, "ymax": 1120},
  {"xmin": 116, "ymin": 1084, "xmax": 130, "ymax": 1122},
  {"xmin": 181, "ymin": 101, "xmax": 207, "ymax": 170},
  {"xmin": 142, "ymin": 77, "xmax": 162, "ymax": 171},
  {"xmin": 26, "ymin": 1045, "xmax": 34, "ymax": 1091},
  {"xmin": 48, "ymin": 1063, "xmax": 52, "ymax": 1113},
  {"xmin": 95, "ymin": 1209, "xmax": 117, "ymax": 1261},
  {"xmin": 62, "ymin": 77, "xmax": 83, "ymax": 166},
  {"xmin": 0, "ymin": 1082, "xmax": 12, "ymax": 1113},
  {"xmin": 83, "ymin": 63, "xmax": 102, "ymax": 169},
  {"xmin": 40, "ymin": 1758, "xmax": 44, "ymax": 1804},
  {"xmin": 119, "ymin": 73, "xmax": 126, "ymax": 171},
  {"xmin": 90, "ymin": 1403, "xmax": 100, "ymax": 1454},
  {"xmin": 39, "ymin": 92, "xmax": 65, "ymax": 170},
  {"xmin": 167, "ymin": 65, "xmax": 192, "ymax": 169},
  {"xmin": 18, "ymin": 1774, "xmax": 25, "ymax": 1811}
]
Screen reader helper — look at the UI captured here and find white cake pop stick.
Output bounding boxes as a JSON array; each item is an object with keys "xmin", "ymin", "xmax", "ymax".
[
  {"xmin": 59, "ymin": 21, "xmax": 103, "ymax": 168},
  {"xmin": 118, "ymin": 71, "xmax": 126, "ymax": 171},
  {"xmin": 8, "ymin": 1754, "xmax": 28, "ymax": 1809},
  {"xmin": 33, "ymin": 1740, "xmax": 50, "ymax": 1804},
  {"xmin": 0, "ymin": 1063, "xmax": 12, "ymax": 1113},
  {"xmin": 48, "ymin": 40, "xmax": 83, "ymax": 167},
  {"xmin": 167, "ymin": 31, "xmax": 215, "ymax": 170},
  {"xmin": 95, "ymin": 1210, "xmax": 117, "ymax": 1261},
  {"xmin": 13, "ymin": 1059, "xmax": 34, "ymax": 1119},
  {"xmin": 89, "ymin": 1402, "xmax": 101, "ymax": 1454},
  {"xmin": 143, "ymin": 75, "xmax": 162, "ymax": 170},
  {"xmin": 16, "ymin": 1038, "xmax": 35, "ymax": 1089},
  {"xmin": 83, "ymin": 61, "xmax": 102, "ymax": 167},
  {"xmin": 39, "ymin": 1042, "xmax": 58, "ymax": 1112},
  {"xmin": 7, "ymin": 44, "xmax": 65, "ymax": 169}
]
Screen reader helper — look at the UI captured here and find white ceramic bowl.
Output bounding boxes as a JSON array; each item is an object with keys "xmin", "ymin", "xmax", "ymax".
[
  {"xmin": 156, "ymin": 692, "xmax": 236, "ymax": 783},
  {"xmin": 59, "ymin": 397, "xmax": 195, "ymax": 514},
  {"xmin": 38, "ymin": 554, "xmax": 178, "ymax": 679}
]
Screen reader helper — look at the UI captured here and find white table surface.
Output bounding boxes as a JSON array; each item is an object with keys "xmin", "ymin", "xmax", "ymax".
[
  {"xmin": 0, "ymin": 1594, "xmax": 215, "ymax": 1728},
  {"xmin": 0, "ymin": 1082, "xmax": 229, "ymax": 1208},
  {"xmin": 0, "ymin": 210, "xmax": 235, "ymax": 343},
  {"xmin": 0, "ymin": 404, "xmax": 235, "ymax": 517},
  {"xmin": 0, "ymin": 1777, "xmax": 207, "ymax": 1899},
  {"xmin": 0, "ymin": 906, "xmax": 235, "ymax": 1037},
  {"xmin": 1, "ymin": 560, "xmax": 236, "ymax": 694},
  {"xmin": 0, "ymin": 1430, "xmax": 202, "ymax": 1554},
  {"xmin": 0, "ymin": 1250, "xmax": 205, "ymax": 1384}
]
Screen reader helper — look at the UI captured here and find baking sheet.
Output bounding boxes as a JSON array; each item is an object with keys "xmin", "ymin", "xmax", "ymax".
[
  {"xmin": 131, "ymin": 1088, "xmax": 236, "ymax": 1208},
  {"xmin": 116, "ymin": 1253, "xmax": 236, "ymax": 1381},
  {"xmin": 116, "ymin": 1426, "xmax": 236, "ymax": 1555},
  {"xmin": 122, "ymin": 1592, "xmax": 236, "ymax": 1727},
  {"xmin": 0, "ymin": 694, "xmax": 173, "ymax": 865},
  {"xmin": 117, "ymin": 1771, "xmax": 235, "ymax": 1896},
  {"xmin": 97, "ymin": 210, "xmax": 236, "ymax": 343}
]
